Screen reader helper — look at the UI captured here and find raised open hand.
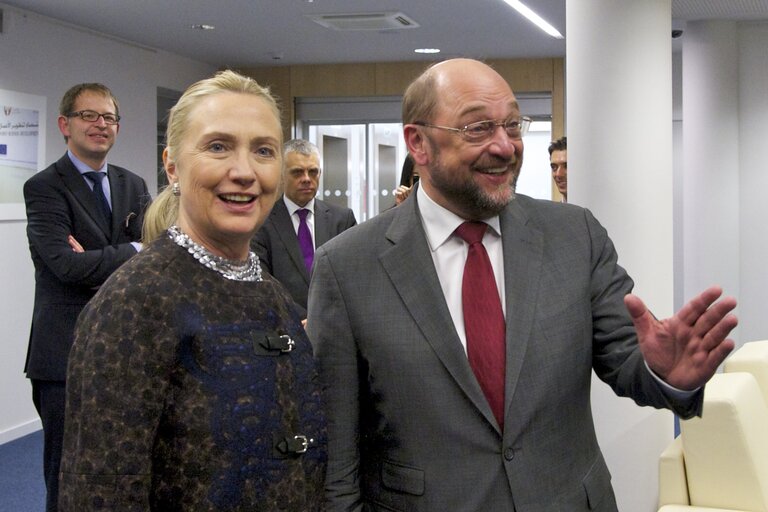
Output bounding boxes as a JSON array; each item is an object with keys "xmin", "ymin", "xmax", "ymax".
[{"xmin": 624, "ymin": 286, "xmax": 738, "ymax": 390}]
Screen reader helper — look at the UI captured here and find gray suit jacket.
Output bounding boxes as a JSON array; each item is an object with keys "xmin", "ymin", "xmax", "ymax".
[
  {"xmin": 307, "ymin": 191, "xmax": 702, "ymax": 512},
  {"xmin": 252, "ymin": 196, "xmax": 356, "ymax": 317}
]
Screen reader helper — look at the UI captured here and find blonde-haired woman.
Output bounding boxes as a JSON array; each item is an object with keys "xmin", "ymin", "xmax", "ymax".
[{"xmin": 59, "ymin": 70, "xmax": 326, "ymax": 511}]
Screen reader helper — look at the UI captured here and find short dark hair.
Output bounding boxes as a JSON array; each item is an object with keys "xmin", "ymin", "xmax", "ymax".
[
  {"xmin": 399, "ymin": 154, "xmax": 416, "ymax": 187},
  {"xmin": 59, "ymin": 83, "xmax": 119, "ymax": 117},
  {"xmin": 548, "ymin": 136, "xmax": 567, "ymax": 156}
]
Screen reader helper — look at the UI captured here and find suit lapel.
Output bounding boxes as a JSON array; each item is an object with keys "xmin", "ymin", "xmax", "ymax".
[
  {"xmin": 57, "ymin": 155, "xmax": 111, "ymax": 237},
  {"xmin": 379, "ymin": 194, "xmax": 497, "ymax": 429},
  {"xmin": 499, "ymin": 199, "xmax": 544, "ymax": 428},
  {"xmin": 272, "ymin": 199, "xmax": 310, "ymax": 282},
  {"xmin": 106, "ymin": 164, "xmax": 125, "ymax": 241},
  {"xmin": 313, "ymin": 199, "xmax": 332, "ymax": 246}
]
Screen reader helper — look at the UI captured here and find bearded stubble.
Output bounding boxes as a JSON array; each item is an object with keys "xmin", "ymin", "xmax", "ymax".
[{"xmin": 426, "ymin": 137, "xmax": 520, "ymax": 220}]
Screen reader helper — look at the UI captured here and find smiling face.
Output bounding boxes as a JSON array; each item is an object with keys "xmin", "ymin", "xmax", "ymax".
[
  {"xmin": 550, "ymin": 149, "xmax": 567, "ymax": 199},
  {"xmin": 163, "ymin": 91, "xmax": 282, "ymax": 260},
  {"xmin": 283, "ymin": 151, "xmax": 321, "ymax": 207},
  {"xmin": 58, "ymin": 90, "xmax": 119, "ymax": 169},
  {"xmin": 405, "ymin": 59, "xmax": 523, "ymax": 220}
]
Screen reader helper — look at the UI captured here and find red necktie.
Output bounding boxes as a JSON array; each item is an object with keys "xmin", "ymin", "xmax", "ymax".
[{"xmin": 455, "ymin": 221, "xmax": 506, "ymax": 429}]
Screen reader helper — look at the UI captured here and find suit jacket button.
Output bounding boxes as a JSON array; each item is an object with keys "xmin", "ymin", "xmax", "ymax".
[{"xmin": 504, "ymin": 447, "xmax": 515, "ymax": 461}]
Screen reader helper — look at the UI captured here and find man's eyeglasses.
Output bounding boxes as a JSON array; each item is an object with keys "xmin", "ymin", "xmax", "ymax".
[
  {"xmin": 66, "ymin": 110, "xmax": 121, "ymax": 125},
  {"xmin": 413, "ymin": 116, "xmax": 532, "ymax": 143}
]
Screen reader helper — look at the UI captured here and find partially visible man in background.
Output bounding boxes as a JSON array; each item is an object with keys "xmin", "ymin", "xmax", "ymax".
[
  {"xmin": 23, "ymin": 83, "xmax": 149, "ymax": 511},
  {"xmin": 549, "ymin": 136, "xmax": 567, "ymax": 202}
]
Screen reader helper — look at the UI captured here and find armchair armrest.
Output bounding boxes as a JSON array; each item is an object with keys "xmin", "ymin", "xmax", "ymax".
[{"xmin": 659, "ymin": 436, "xmax": 689, "ymax": 508}]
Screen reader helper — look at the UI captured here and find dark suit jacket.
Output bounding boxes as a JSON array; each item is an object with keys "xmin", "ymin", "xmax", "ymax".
[
  {"xmin": 307, "ymin": 191, "xmax": 703, "ymax": 512},
  {"xmin": 23, "ymin": 153, "xmax": 150, "ymax": 381},
  {"xmin": 252, "ymin": 197, "xmax": 356, "ymax": 317}
]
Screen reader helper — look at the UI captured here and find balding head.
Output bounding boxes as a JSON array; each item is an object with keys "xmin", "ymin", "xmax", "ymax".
[{"xmin": 403, "ymin": 59, "xmax": 515, "ymax": 126}]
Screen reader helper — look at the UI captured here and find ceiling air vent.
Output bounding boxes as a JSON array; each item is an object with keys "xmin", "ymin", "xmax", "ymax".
[{"xmin": 307, "ymin": 12, "xmax": 420, "ymax": 31}]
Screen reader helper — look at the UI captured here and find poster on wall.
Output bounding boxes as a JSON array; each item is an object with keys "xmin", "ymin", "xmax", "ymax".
[{"xmin": 0, "ymin": 89, "xmax": 46, "ymax": 220}]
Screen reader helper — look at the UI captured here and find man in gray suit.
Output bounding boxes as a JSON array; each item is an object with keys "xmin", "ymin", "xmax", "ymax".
[
  {"xmin": 307, "ymin": 59, "xmax": 738, "ymax": 511},
  {"xmin": 252, "ymin": 139, "xmax": 356, "ymax": 317}
]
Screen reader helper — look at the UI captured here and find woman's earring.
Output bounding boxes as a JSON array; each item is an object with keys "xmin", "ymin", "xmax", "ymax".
[{"xmin": 172, "ymin": 182, "xmax": 180, "ymax": 196}]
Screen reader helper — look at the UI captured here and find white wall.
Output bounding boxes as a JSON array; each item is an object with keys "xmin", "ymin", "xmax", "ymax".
[
  {"xmin": 681, "ymin": 20, "xmax": 768, "ymax": 350},
  {"xmin": 0, "ymin": 3, "xmax": 215, "ymax": 443},
  {"xmin": 682, "ymin": 21, "xmax": 740, "ymax": 336},
  {"xmin": 737, "ymin": 22, "xmax": 768, "ymax": 345}
]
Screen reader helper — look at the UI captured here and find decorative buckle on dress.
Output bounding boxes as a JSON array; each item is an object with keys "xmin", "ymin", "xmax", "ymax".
[
  {"xmin": 259, "ymin": 334, "xmax": 295, "ymax": 353},
  {"xmin": 278, "ymin": 334, "xmax": 295, "ymax": 353},
  {"xmin": 275, "ymin": 434, "xmax": 312, "ymax": 456}
]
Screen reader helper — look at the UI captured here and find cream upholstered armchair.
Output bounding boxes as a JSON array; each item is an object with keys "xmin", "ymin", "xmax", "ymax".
[
  {"xmin": 723, "ymin": 340, "xmax": 768, "ymax": 406},
  {"xmin": 657, "ymin": 340, "xmax": 768, "ymax": 512}
]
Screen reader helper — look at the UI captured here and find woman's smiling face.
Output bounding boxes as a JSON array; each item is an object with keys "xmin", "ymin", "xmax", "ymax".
[{"xmin": 164, "ymin": 91, "xmax": 282, "ymax": 260}]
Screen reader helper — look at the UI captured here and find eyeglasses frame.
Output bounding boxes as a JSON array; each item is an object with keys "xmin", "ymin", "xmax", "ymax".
[
  {"xmin": 66, "ymin": 110, "xmax": 121, "ymax": 125},
  {"xmin": 413, "ymin": 116, "xmax": 532, "ymax": 142}
]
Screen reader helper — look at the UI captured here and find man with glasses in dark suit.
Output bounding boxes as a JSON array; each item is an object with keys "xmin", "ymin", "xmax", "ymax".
[{"xmin": 22, "ymin": 83, "xmax": 149, "ymax": 512}]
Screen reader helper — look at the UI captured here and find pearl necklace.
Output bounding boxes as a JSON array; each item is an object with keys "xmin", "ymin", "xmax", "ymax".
[{"xmin": 167, "ymin": 225, "xmax": 262, "ymax": 282}]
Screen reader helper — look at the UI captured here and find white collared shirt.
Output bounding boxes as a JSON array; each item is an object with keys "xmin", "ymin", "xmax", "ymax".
[
  {"xmin": 416, "ymin": 185, "xmax": 506, "ymax": 352},
  {"xmin": 69, "ymin": 149, "xmax": 112, "ymax": 207},
  {"xmin": 283, "ymin": 196, "xmax": 316, "ymax": 249}
]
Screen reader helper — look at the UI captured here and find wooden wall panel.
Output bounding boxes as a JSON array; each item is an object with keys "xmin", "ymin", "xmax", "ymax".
[
  {"xmin": 488, "ymin": 58, "xmax": 554, "ymax": 92},
  {"xmin": 238, "ymin": 65, "xmax": 292, "ymax": 140},
  {"xmin": 551, "ymin": 57, "xmax": 565, "ymax": 139},
  {"xmin": 374, "ymin": 61, "xmax": 433, "ymax": 95},
  {"xmin": 240, "ymin": 58, "xmax": 565, "ymax": 144},
  {"xmin": 290, "ymin": 63, "xmax": 377, "ymax": 97}
]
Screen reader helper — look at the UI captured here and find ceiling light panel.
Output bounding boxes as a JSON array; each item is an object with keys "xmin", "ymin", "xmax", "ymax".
[{"xmin": 307, "ymin": 12, "xmax": 420, "ymax": 31}]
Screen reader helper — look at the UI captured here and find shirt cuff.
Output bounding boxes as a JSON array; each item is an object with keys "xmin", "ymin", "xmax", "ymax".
[
  {"xmin": 645, "ymin": 360, "xmax": 700, "ymax": 399},
  {"xmin": 131, "ymin": 242, "xmax": 143, "ymax": 253}
]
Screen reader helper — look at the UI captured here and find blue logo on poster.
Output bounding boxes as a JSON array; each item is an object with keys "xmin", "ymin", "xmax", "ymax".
[{"xmin": 0, "ymin": 144, "xmax": 7, "ymax": 155}]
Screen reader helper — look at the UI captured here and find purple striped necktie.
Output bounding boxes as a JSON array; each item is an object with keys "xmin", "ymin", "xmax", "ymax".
[{"xmin": 297, "ymin": 208, "xmax": 314, "ymax": 272}]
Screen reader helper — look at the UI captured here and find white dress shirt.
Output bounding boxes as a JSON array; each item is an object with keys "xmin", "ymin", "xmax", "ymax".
[{"xmin": 416, "ymin": 185, "xmax": 505, "ymax": 352}]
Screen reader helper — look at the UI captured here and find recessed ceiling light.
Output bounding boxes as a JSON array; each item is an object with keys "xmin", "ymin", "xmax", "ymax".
[
  {"xmin": 415, "ymin": 48, "xmax": 440, "ymax": 54},
  {"xmin": 190, "ymin": 24, "xmax": 215, "ymax": 30}
]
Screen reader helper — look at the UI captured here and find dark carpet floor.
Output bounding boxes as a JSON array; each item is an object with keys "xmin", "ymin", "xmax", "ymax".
[{"xmin": 0, "ymin": 430, "xmax": 45, "ymax": 512}]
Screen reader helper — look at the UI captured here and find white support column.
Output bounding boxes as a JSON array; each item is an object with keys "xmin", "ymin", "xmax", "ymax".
[{"xmin": 567, "ymin": 1, "xmax": 674, "ymax": 510}]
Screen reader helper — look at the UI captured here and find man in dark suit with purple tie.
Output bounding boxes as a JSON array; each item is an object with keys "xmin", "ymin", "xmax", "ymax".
[
  {"xmin": 23, "ymin": 83, "xmax": 149, "ymax": 512},
  {"xmin": 252, "ymin": 139, "xmax": 356, "ymax": 318}
]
